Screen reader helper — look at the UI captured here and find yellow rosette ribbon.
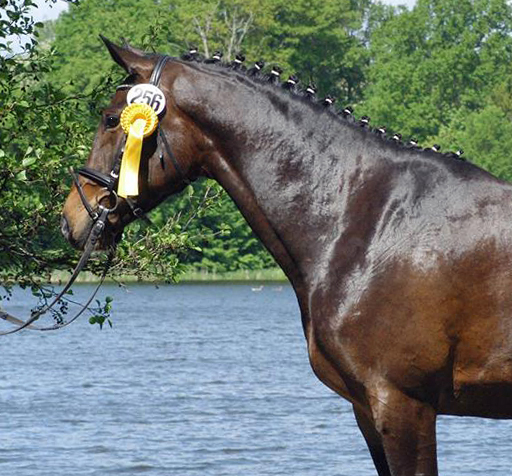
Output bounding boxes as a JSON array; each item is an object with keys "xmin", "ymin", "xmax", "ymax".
[{"xmin": 118, "ymin": 103, "xmax": 159, "ymax": 198}]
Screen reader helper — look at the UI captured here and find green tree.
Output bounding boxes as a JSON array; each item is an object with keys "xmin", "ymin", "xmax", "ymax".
[
  {"xmin": 258, "ymin": 0, "xmax": 372, "ymax": 101},
  {"xmin": 491, "ymin": 77, "xmax": 512, "ymax": 122},
  {"xmin": 173, "ymin": 0, "xmax": 375, "ymax": 100},
  {"xmin": 362, "ymin": 0, "xmax": 512, "ymax": 141},
  {"xmin": 432, "ymin": 104, "xmax": 512, "ymax": 179},
  {"xmin": 1, "ymin": 0, "xmax": 84, "ymax": 288},
  {"xmin": 50, "ymin": 0, "xmax": 177, "ymax": 93},
  {"xmin": 50, "ymin": 0, "xmax": 377, "ymax": 99},
  {"xmin": 172, "ymin": 181, "xmax": 276, "ymax": 273}
]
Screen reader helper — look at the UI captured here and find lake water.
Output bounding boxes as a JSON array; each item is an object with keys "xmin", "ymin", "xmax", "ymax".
[{"xmin": 1, "ymin": 283, "xmax": 511, "ymax": 475}]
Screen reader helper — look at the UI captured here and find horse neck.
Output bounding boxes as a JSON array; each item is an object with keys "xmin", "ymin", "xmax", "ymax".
[{"xmin": 175, "ymin": 64, "xmax": 388, "ymax": 290}]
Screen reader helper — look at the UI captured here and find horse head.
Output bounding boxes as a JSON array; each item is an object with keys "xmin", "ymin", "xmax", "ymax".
[{"xmin": 61, "ymin": 38, "xmax": 213, "ymax": 250}]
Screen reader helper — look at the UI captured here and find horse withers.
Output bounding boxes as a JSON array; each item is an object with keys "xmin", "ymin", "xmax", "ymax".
[{"xmin": 61, "ymin": 38, "xmax": 512, "ymax": 476}]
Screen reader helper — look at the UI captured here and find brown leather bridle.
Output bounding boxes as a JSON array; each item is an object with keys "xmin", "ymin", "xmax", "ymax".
[{"xmin": 73, "ymin": 55, "xmax": 190, "ymax": 224}]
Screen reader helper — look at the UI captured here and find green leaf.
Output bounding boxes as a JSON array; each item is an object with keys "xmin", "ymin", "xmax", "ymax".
[
  {"xmin": 22, "ymin": 156, "xmax": 37, "ymax": 167},
  {"xmin": 15, "ymin": 170, "xmax": 27, "ymax": 181}
]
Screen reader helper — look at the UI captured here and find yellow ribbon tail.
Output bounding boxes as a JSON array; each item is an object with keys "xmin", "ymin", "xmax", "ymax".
[{"xmin": 117, "ymin": 118, "xmax": 146, "ymax": 198}]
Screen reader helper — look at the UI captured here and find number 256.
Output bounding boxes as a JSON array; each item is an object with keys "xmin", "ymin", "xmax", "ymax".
[{"xmin": 131, "ymin": 88, "xmax": 163, "ymax": 112}]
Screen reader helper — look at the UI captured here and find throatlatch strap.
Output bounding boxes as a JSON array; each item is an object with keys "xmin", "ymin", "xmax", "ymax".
[{"xmin": 158, "ymin": 128, "xmax": 191, "ymax": 186}]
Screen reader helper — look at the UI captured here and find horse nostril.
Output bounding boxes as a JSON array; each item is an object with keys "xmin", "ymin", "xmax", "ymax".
[{"xmin": 60, "ymin": 215, "xmax": 70, "ymax": 240}]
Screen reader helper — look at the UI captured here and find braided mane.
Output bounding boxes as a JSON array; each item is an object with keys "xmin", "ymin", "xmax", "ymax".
[{"xmin": 147, "ymin": 49, "xmax": 467, "ymax": 164}]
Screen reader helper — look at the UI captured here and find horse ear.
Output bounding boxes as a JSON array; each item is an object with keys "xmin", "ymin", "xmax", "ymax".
[
  {"xmin": 99, "ymin": 35, "xmax": 148, "ymax": 75},
  {"xmin": 120, "ymin": 37, "xmax": 146, "ymax": 56}
]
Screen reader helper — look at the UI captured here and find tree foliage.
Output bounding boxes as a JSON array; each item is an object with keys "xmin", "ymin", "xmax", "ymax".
[
  {"xmin": 361, "ymin": 0, "xmax": 512, "ymax": 178},
  {"xmin": 362, "ymin": 0, "xmax": 512, "ymax": 135},
  {"xmin": 49, "ymin": 0, "xmax": 374, "ymax": 99},
  {"xmin": 1, "ymin": 0, "xmax": 84, "ymax": 287}
]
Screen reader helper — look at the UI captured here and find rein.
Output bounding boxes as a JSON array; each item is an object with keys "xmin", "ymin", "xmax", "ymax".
[
  {"xmin": 0, "ymin": 208, "xmax": 113, "ymax": 335},
  {"xmin": 0, "ymin": 55, "xmax": 181, "ymax": 335}
]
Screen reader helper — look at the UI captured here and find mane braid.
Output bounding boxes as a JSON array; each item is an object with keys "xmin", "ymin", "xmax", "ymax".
[{"xmin": 170, "ymin": 52, "xmax": 472, "ymax": 165}]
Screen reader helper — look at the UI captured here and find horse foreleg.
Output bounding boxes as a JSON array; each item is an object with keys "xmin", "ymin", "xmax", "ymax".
[
  {"xmin": 353, "ymin": 404, "xmax": 392, "ymax": 476},
  {"xmin": 368, "ymin": 383, "xmax": 438, "ymax": 476}
]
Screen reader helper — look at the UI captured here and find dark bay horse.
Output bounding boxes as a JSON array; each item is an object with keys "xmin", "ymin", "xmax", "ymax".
[{"xmin": 61, "ymin": 39, "xmax": 512, "ymax": 476}]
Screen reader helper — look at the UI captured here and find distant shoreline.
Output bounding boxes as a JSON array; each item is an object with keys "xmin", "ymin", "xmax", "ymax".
[{"xmin": 48, "ymin": 267, "xmax": 288, "ymax": 284}]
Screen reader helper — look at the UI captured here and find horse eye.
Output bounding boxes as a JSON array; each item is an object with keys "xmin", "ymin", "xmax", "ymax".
[{"xmin": 105, "ymin": 115, "xmax": 120, "ymax": 129}]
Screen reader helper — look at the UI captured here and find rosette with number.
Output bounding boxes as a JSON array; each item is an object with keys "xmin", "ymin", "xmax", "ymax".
[{"xmin": 117, "ymin": 103, "xmax": 159, "ymax": 198}]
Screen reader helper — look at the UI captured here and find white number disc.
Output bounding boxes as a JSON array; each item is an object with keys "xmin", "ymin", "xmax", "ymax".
[{"xmin": 127, "ymin": 84, "xmax": 166, "ymax": 115}]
